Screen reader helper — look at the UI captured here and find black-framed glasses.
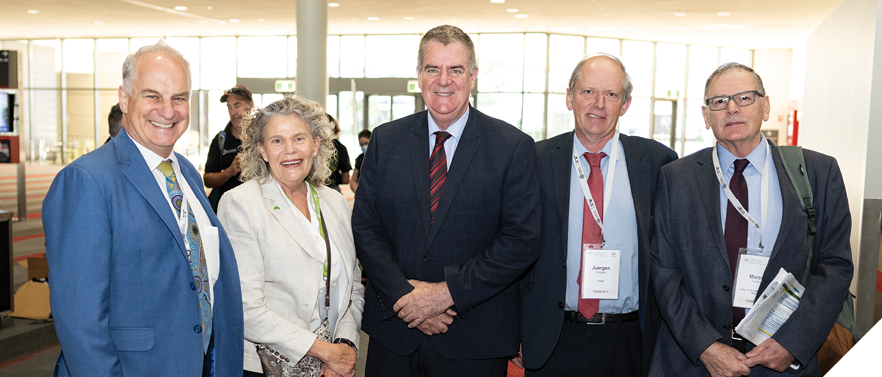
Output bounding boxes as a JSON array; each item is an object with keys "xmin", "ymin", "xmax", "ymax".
[{"xmin": 704, "ymin": 90, "xmax": 762, "ymax": 111}]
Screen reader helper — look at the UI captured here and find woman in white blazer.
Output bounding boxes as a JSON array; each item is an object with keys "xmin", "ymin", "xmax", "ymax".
[{"xmin": 218, "ymin": 96, "xmax": 364, "ymax": 377}]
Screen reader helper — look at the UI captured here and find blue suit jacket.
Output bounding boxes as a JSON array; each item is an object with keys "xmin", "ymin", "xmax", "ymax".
[
  {"xmin": 43, "ymin": 128, "xmax": 244, "ymax": 376},
  {"xmin": 352, "ymin": 107, "xmax": 541, "ymax": 359},
  {"xmin": 649, "ymin": 141, "xmax": 853, "ymax": 376},
  {"xmin": 520, "ymin": 132, "xmax": 677, "ymax": 373}
]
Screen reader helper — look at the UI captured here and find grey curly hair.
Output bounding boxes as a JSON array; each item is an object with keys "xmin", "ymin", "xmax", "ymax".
[{"xmin": 239, "ymin": 95, "xmax": 335, "ymax": 187}]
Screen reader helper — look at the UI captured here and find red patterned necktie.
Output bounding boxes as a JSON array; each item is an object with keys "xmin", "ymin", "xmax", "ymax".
[
  {"xmin": 577, "ymin": 151, "xmax": 606, "ymax": 320},
  {"xmin": 725, "ymin": 159, "xmax": 750, "ymax": 327},
  {"xmin": 429, "ymin": 131, "xmax": 451, "ymax": 224}
]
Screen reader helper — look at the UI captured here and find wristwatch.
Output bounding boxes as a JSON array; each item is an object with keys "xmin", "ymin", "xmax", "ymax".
[{"xmin": 333, "ymin": 338, "xmax": 358, "ymax": 352}]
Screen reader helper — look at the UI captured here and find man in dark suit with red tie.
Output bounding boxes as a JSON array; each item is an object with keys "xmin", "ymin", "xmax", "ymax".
[
  {"xmin": 515, "ymin": 54, "xmax": 677, "ymax": 376},
  {"xmin": 352, "ymin": 24, "xmax": 541, "ymax": 377}
]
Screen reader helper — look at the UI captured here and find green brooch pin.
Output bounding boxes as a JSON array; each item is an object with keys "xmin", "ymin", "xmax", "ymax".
[{"xmin": 274, "ymin": 206, "xmax": 280, "ymax": 210}]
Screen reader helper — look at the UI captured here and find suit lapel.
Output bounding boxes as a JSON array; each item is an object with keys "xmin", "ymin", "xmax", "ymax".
[
  {"xmin": 261, "ymin": 177, "xmax": 323, "ymax": 262},
  {"xmin": 696, "ymin": 149, "xmax": 730, "ymax": 269},
  {"xmin": 427, "ymin": 107, "xmax": 481, "ymax": 245},
  {"xmin": 620, "ymin": 134, "xmax": 651, "ymax": 297},
  {"xmin": 115, "ymin": 128, "xmax": 188, "ymax": 260},
  {"xmin": 410, "ymin": 113, "xmax": 433, "ymax": 237},
  {"xmin": 552, "ymin": 133, "xmax": 574, "ymax": 260}
]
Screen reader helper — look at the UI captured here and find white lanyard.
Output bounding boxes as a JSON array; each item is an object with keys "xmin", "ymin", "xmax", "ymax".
[
  {"xmin": 711, "ymin": 141, "xmax": 772, "ymax": 250},
  {"xmin": 572, "ymin": 131, "xmax": 620, "ymax": 240}
]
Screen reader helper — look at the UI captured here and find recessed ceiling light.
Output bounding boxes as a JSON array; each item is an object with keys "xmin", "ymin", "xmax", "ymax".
[
  {"xmin": 491, "ymin": 0, "xmax": 505, "ymax": 3},
  {"xmin": 403, "ymin": 16, "xmax": 414, "ymax": 20},
  {"xmin": 27, "ymin": 10, "xmax": 39, "ymax": 14},
  {"xmin": 367, "ymin": 17, "xmax": 379, "ymax": 20},
  {"xmin": 174, "ymin": 6, "xmax": 187, "ymax": 11},
  {"xmin": 506, "ymin": 8, "xmax": 518, "ymax": 12},
  {"xmin": 94, "ymin": 21, "xmax": 104, "ymax": 25},
  {"xmin": 674, "ymin": 12, "xmax": 686, "ymax": 17},
  {"xmin": 229, "ymin": 19, "xmax": 240, "ymax": 23},
  {"xmin": 206, "ymin": 6, "xmax": 213, "ymax": 10},
  {"xmin": 328, "ymin": 3, "xmax": 340, "ymax": 7},
  {"xmin": 717, "ymin": 12, "xmax": 730, "ymax": 16},
  {"xmin": 515, "ymin": 14, "xmax": 528, "ymax": 18}
]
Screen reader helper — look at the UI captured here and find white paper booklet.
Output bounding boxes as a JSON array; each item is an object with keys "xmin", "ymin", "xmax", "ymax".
[{"xmin": 734, "ymin": 268, "xmax": 805, "ymax": 345}]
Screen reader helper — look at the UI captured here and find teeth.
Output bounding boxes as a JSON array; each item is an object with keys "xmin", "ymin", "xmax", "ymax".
[
  {"xmin": 588, "ymin": 114, "xmax": 602, "ymax": 119},
  {"xmin": 281, "ymin": 160, "xmax": 301, "ymax": 166},
  {"xmin": 150, "ymin": 120, "xmax": 173, "ymax": 129},
  {"xmin": 435, "ymin": 92, "xmax": 453, "ymax": 96}
]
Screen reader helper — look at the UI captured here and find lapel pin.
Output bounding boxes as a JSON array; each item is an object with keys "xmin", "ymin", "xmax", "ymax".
[{"xmin": 274, "ymin": 206, "xmax": 280, "ymax": 210}]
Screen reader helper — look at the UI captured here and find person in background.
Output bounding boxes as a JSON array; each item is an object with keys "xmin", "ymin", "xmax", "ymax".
[
  {"xmin": 218, "ymin": 96, "xmax": 364, "ymax": 377},
  {"xmin": 104, "ymin": 103, "xmax": 123, "ymax": 144},
  {"xmin": 325, "ymin": 114, "xmax": 352, "ymax": 193},
  {"xmin": 204, "ymin": 85, "xmax": 254, "ymax": 212},
  {"xmin": 349, "ymin": 129, "xmax": 371, "ymax": 193}
]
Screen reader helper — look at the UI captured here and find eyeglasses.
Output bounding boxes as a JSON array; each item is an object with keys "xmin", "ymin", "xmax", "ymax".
[{"xmin": 704, "ymin": 90, "xmax": 762, "ymax": 111}]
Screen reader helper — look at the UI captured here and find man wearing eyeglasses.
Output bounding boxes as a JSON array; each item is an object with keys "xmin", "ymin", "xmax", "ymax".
[
  {"xmin": 649, "ymin": 63, "xmax": 853, "ymax": 376},
  {"xmin": 204, "ymin": 85, "xmax": 253, "ymax": 212}
]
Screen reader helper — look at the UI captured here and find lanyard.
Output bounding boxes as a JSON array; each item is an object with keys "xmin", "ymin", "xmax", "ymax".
[
  {"xmin": 289, "ymin": 182, "xmax": 328, "ymax": 279},
  {"xmin": 711, "ymin": 142, "xmax": 772, "ymax": 250},
  {"xmin": 572, "ymin": 131, "xmax": 620, "ymax": 240}
]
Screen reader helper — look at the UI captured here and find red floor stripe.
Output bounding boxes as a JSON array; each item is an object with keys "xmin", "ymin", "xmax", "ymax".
[
  {"xmin": 12, "ymin": 251, "xmax": 46, "ymax": 262},
  {"xmin": 877, "ymin": 270, "xmax": 882, "ymax": 293},
  {"xmin": 27, "ymin": 212, "xmax": 42, "ymax": 219},
  {"xmin": 0, "ymin": 173, "xmax": 59, "ymax": 181},
  {"xmin": 0, "ymin": 194, "xmax": 46, "ymax": 201},
  {"xmin": 0, "ymin": 344, "xmax": 59, "ymax": 370},
  {"xmin": 12, "ymin": 233, "xmax": 44, "ymax": 244}
]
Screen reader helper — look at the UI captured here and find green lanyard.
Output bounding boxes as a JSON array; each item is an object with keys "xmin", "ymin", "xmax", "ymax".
[{"xmin": 307, "ymin": 183, "xmax": 330, "ymax": 280}]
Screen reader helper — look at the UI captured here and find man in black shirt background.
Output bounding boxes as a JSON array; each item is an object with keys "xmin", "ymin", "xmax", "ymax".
[{"xmin": 204, "ymin": 85, "xmax": 253, "ymax": 212}]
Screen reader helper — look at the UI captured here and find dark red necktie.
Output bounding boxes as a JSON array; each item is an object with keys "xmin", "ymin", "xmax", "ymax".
[
  {"xmin": 725, "ymin": 159, "xmax": 750, "ymax": 327},
  {"xmin": 429, "ymin": 131, "xmax": 451, "ymax": 224},
  {"xmin": 577, "ymin": 152, "xmax": 606, "ymax": 319}
]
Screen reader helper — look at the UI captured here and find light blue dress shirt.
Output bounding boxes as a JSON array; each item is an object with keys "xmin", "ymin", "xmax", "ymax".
[
  {"xmin": 427, "ymin": 107, "xmax": 469, "ymax": 168},
  {"xmin": 716, "ymin": 134, "xmax": 783, "ymax": 255},
  {"xmin": 566, "ymin": 134, "xmax": 639, "ymax": 314}
]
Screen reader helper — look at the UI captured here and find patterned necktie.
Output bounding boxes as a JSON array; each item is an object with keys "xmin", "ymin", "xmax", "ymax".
[
  {"xmin": 725, "ymin": 158, "xmax": 750, "ymax": 328},
  {"xmin": 158, "ymin": 160, "xmax": 213, "ymax": 353},
  {"xmin": 577, "ymin": 151, "xmax": 607, "ymax": 320},
  {"xmin": 429, "ymin": 131, "xmax": 452, "ymax": 224}
]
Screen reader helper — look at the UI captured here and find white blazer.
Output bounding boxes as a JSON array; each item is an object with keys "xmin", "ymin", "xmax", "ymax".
[{"xmin": 218, "ymin": 177, "xmax": 364, "ymax": 373}]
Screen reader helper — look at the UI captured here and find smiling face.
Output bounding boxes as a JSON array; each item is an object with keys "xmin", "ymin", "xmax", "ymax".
[
  {"xmin": 567, "ymin": 56, "xmax": 631, "ymax": 150},
  {"xmin": 118, "ymin": 51, "xmax": 190, "ymax": 158},
  {"xmin": 418, "ymin": 40, "xmax": 477, "ymax": 130},
  {"xmin": 702, "ymin": 68, "xmax": 769, "ymax": 156},
  {"xmin": 258, "ymin": 114, "xmax": 321, "ymax": 195}
]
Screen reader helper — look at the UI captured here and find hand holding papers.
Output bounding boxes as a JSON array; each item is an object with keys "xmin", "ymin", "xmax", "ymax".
[{"xmin": 735, "ymin": 268, "xmax": 805, "ymax": 345}]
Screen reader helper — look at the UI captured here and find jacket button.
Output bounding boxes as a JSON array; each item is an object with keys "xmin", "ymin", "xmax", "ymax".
[
  {"xmin": 194, "ymin": 325, "xmax": 202, "ymax": 333},
  {"xmin": 190, "ymin": 282, "xmax": 196, "ymax": 290},
  {"xmin": 723, "ymin": 324, "xmax": 731, "ymax": 330},
  {"xmin": 723, "ymin": 285, "xmax": 730, "ymax": 291},
  {"xmin": 558, "ymin": 302, "xmax": 564, "ymax": 309},
  {"xmin": 563, "ymin": 262, "xmax": 566, "ymax": 268},
  {"xmin": 424, "ymin": 256, "xmax": 431, "ymax": 262}
]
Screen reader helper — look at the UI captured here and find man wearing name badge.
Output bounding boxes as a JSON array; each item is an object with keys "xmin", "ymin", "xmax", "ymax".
[
  {"xmin": 352, "ymin": 24, "xmax": 540, "ymax": 377},
  {"xmin": 42, "ymin": 40, "xmax": 244, "ymax": 376},
  {"xmin": 649, "ymin": 62, "xmax": 853, "ymax": 376},
  {"xmin": 514, "ymin": 54, "xmax": 676, "ymax": 377}
]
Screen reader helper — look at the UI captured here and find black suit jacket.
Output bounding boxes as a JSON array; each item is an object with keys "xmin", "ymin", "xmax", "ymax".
[
  {"xmin": 520, "ymin": 131, "xmax": 677, "ymax": 372},
  {"xmin": 352, "ymin": 107, "xmax": 541, "ymax": 359},
  {"xmin": 649, "ymin": 141, "xmax": 853, "ymax": 376}
]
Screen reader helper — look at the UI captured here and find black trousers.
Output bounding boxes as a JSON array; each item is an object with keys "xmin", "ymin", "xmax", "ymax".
[
  {"xmin": 526, "ymin": 318, "xmax": 643, "ymax": 377},
  {"xmin": 365, "ymin": 336, "xmax": 508, "ymax": 377}
]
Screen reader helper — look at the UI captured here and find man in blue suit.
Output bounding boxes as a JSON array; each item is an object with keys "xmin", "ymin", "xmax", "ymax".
[
  {"xmin": 43, "ymin": 40, "xmax": 244, "ymax": 376},
  {"xmin": 352, "ymin": 25, "xmax": 541, "ymax": 376}
]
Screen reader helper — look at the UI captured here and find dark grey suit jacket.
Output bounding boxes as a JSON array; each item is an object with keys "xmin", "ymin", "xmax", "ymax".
[
  {"xmin": 520, "ymin": 131, "xmax": 677, "ymax": 372},
  {"xmin": 649, "ymin": 140, "xmax": 853, "ymax": 376},
  {"xmin": 352, "ymin": 107, "xmax": 541, "ymax": 359}
]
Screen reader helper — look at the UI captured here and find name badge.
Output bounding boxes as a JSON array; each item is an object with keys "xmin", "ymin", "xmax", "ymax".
[
  {"xmin": 733, "ymin": 247, "xmax": 771, "ymax": 309},
  {"xmin": 581, "ymin": 243, "xmax": 621, "ymax": 300}
]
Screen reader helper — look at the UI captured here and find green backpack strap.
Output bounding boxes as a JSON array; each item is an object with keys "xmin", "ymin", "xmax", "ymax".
[{"xmin": 777, "ymin": 146, "xmax": 816, "ymax": 285}]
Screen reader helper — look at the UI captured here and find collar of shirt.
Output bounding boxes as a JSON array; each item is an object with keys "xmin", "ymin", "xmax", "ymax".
[
  {"xmin": 717, "ymin": 133, "xmax": 768, "ymax": 177},
  {"xmin": 427, "ymin": 106, "xmax": 469, "ymax": 164},
  {"xmin": 572, "ymin": 132, "xmax": 617, "ymax": 168},
  {"xmin": 128, "ymin": 131, "xmax": 179, "ymax": 172}
]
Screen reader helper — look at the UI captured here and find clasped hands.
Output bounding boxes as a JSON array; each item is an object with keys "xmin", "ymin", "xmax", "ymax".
[
  {"xmin": 393, "ymin": 279, "xmax": 457, "ymax": 336},
  {"xmin": 699, "ymin": 339, "xmax": 795, "ymax": 377}
]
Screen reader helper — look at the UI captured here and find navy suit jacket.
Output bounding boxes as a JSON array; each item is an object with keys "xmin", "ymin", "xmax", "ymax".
[
  {"xmin": 520, "ymin": 132, "xmax": 677, "ymax": 372},
  {"xmin": 649, "ymin": 140, "xmax": 853, "ymax": 376},
  {"xmin": 43, "ymin": 128, "xmax": 244, "ymax": 376},
  {"xmin": 352, "ymin": 107, "xmax": 541, "ymax": 359}
]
